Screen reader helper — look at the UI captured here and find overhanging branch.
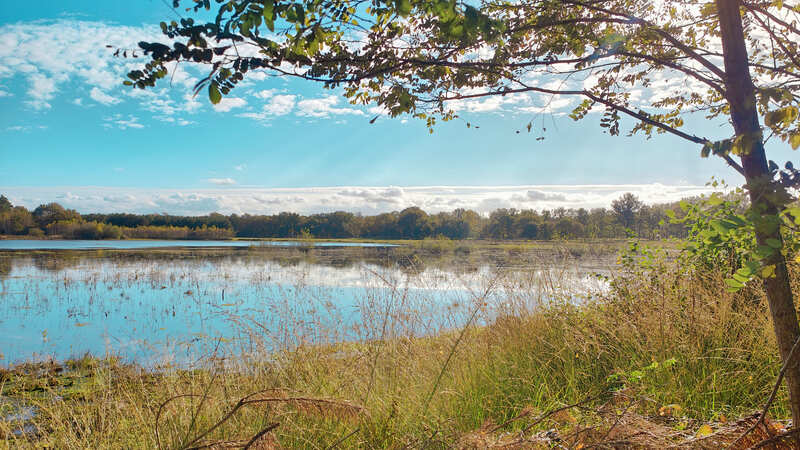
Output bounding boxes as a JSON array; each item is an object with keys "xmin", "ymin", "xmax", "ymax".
[{"xmin": 438, "ymin": 85, "xmax": 746, "ymax": 176}]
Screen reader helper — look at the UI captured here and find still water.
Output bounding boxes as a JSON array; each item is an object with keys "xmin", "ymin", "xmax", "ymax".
[
  {"xmin": 0, "ymin": 239, "xmax": 398, "ymax": 250},
  {"xmin": 0, "ymin": 247, "xmax": 609, "ymax": 367}
]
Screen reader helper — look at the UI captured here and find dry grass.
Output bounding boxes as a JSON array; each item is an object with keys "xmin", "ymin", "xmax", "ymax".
[{"xmin": 0, "ymin": 249, "xmax": 796, "ymax": 449}]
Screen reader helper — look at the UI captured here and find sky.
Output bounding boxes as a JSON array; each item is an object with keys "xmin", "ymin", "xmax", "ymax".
[{"xmin": 0, "ymin": 1, "xmax": 795, "ymax": 215}]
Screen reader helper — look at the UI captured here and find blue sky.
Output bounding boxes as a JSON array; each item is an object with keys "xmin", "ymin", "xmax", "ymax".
[{"xmin": 0, "ymin": 1, "xmax": 795, "ymax": 214}]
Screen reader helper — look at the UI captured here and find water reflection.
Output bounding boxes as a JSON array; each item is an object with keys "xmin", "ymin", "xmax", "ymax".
[
  {"xmin": 0, "ymin": 239, "xmax": 399, "ymax": 251},
  {"xmin": 0, "ymin": 247, "xmax": 611, "ymax": 367}
]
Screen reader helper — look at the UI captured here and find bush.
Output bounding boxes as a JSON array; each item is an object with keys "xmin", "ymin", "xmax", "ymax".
[{"xmin": 44, "ymin": 221, "xmax": 124, "ymax": 239}]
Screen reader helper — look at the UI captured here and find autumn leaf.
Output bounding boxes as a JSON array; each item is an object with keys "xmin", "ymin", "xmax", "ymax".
[{"xmin": 695, "ymin": 424, "xmax": 714, "ymax": 438}]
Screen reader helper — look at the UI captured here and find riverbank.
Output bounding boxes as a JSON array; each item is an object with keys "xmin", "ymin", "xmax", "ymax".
[
  {"xmin": 1, "ymin": 249, "xmax": 793, "ymax": 448},
  {"xmin": 0, "ymin": 235, "xmax": 673, "ymax": 257}
]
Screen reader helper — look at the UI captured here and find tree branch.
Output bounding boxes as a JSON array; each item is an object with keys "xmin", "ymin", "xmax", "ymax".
[
  {"xmin": 437, "ymin": 85, "xmax": 746, "ymax": 175},
  {"xmin": 562, "ymin": 0, "xmax": 728, "ymax": 80}
]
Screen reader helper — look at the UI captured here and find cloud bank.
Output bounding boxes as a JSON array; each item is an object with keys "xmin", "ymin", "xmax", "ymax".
[{"xmin": 1, "ymin": 184, "xmax": 714, "ymax": 216}]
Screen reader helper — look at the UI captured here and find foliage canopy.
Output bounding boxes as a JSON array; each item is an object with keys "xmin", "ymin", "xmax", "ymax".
[{"xmin": 128, "ymin": 1, "xmax": 799, "ymax": 171}]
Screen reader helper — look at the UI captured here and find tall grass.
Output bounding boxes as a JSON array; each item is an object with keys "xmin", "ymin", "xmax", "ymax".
[{"xmin": 0, "ymin": 249, "xmax": 794, "ymax": 448}]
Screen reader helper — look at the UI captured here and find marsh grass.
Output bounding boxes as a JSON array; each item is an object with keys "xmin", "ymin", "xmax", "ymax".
[{"xmin": 0, "ymin": 246, "xmax": 794, "ymax": 448}]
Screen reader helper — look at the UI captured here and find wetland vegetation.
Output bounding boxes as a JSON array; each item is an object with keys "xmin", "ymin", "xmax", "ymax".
[{"xmin": 0, "ymin": 240, "xmax": 797, "ymax": 448}]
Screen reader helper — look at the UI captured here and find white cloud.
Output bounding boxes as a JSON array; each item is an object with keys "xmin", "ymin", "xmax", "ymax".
[
  {"xmin": 89, "ymin": 87, "xmax": 120, "ymax": 105},
  {"xmin": 213, "ymin": 97, "xmax": 246, "ymax": 112},
  {"xmin": 444, "ymin": 88, "xmax": 533, "ymax": 114},
  {"xmin": 103, "ymin": 114, "xmax": 144, "ymax": 130},
  {"xmin": 234, "ymin": 164, "xmax": 247, "ymax": 171},
  {"xmin": 5, "ymin": 124, "xmax": 47, "ymax": 132},
  {"xmin": 0, "ymin": 20, "xmax": 208, "ymax": 120},
  {"xmin": 264, "ymin": 94, "xmax": 296, "ymax": 115},
  {"xmin": 253, "ymin": 89, "xmax": 277, "ymax": 99},
  {"xmin": 0, "ymin": 89, "xmax": 12, "ymax": 97},
  {"xmin": 208, "ymin": 178, "xmax": 237, "ymax": 186},
  {"xmin": 0, "ymin": 184, "xmax": 716, "ymax": 216},
  {"xmin": 26, "ymin": 73, "xmax": 58, "ymax": 109},
  {"xmin": 0, "ymin": 20, "xmax": 164, "ymax": 110},
  {"xmin": 237, "ymin": 94, "xmax": 296, "ymax": 121},
  {"xmin": 296, "ymin": 95, "xmax": 363, "ymax": 118}
]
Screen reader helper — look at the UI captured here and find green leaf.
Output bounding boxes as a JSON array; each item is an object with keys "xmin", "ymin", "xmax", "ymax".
[
  {"xmin": 705, "ymin": 194, "xmax": 724, "ymax": 206},
  {"xmin": 395, "ymin": 0, "xmax": 412, "ymax": 17},
  {"xmin": 725, "ymin": 278, "xmax": 744, "ymax": 290},
  {"xmin": 432, "ymin": 0, "xmax": 455, "ymax": 22},
  {"xmin": 732, "ymin": 273, "xmax": 749, "ymax": 283},
  {"xmin": 766, "ymin": 238, "xmax": 782, "ymax": 249},
  {"xmin": 208, "ymin": 83, "xmax": 221, "ymax": 105},
  {"xmin": 762, "ymin": 264, "xmax": 776, "ymax": 278},
  {"xmin": 710, "ymin": 219, "xmax": 734, "ymax": 234},
  {"xmin": 263, "ymin": 0, "xmax": 275, "ymax": 31},
  {"xmin": 294, "ymin": 3, "xmax": 305, "ymax": 25},
  {"xmin": 785, "ymin": 207, "xmax": 800, "ymax": 225},
  {"xmin": 755, "ymin": 245, "xmax": 775, "ymax": 259}
]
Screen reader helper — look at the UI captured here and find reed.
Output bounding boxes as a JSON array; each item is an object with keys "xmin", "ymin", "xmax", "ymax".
[{"xmin": 0, "ymin": 248, "xmax": 794, "ymax": 448}]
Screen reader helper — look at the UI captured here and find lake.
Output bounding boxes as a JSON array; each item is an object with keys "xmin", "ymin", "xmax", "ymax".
[
  {"xmin": 0, "ymin": 239, "xmax": 398, "ymax": 250},
  {"xmin": 0, "ymin": 245, "xmax": 612, "ymax": 367}
]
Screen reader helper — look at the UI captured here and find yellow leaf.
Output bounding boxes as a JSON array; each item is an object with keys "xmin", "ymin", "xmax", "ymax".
[
  {"xmin": 790, "ymin": 133, "xmax": 800, "ymax": 150},
  {"xmin": 75, "ymin": 322, "xmax": 90, "ymax": 327},
  {"xmin": 696, "ymin": 424, "xmax": 714, "ymax": 438},
  {"xmin": 658, "ymin": 404, "xmax": 682, "ymax": 416}
]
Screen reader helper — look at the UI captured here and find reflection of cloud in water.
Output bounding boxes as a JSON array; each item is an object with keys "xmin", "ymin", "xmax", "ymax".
[{"xmin": 0, "ymin": 255, "xmax": 610, "ymax": 367}]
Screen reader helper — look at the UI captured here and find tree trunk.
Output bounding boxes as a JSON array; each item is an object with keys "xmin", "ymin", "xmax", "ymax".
[{"xmin": 716, "ymin": 0, "xmax": 800, "ymax": 425}]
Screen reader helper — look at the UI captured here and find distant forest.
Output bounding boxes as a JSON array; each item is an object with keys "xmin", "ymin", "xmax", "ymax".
[{"xmin": 0, "ymin": 192, "xmax": 716, "ymax": 241}]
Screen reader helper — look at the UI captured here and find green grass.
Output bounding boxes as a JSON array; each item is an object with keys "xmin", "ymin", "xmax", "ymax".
[{"xmin": 0, "ymin": 254, "xmax": 792, "ymax": 448}]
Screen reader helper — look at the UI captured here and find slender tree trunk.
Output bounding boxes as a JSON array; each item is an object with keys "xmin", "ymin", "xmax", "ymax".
[{"xmin": 716, "ymin": 0, "xmax": 800, "ymax": 425}]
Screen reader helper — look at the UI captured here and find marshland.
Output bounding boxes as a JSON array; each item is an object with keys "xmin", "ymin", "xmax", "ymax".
[
  {"xmin": 4, "ymin": 0, "xmax": 800, "ymax": 446},
  {"xmin": 1, "ymin": 239, "xmax": 796, "ymax": 448}
]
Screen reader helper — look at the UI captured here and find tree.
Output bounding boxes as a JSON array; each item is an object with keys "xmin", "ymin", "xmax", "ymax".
[
  {"xmin": 0, "ymin": 206, "xmax": 35, "ymax": 235},
  {"xmin": 516, "ymin": 210, "xmax": 541, "ymax": 239},
  {"xmin": 0, "ymin": 195, "xmax": 12, "ymax": 213},
  {"xmin": 483, "ymin": 208, "xmax": 517, "ymax": 239},
  {"xmin": 397, "ymin": 206, "xmax": 432, "ymax": 238},
  {"xmin": 32, "ymin": 202, "xmax": 80, "ymax": 228},
  {"xmin": 130, "ymin": 0, "xmax": 800, "ymax": 421},
  {"xmin": 554, "ymin": 217, "xmax": 585, "ymax": 238},
  {"xmin": 612, "ymin": 193, "xmax": 644, "ymax": 230}
]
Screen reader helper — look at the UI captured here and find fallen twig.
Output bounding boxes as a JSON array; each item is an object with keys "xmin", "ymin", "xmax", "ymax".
[
  {"xmin": 751, "ymin": 427, "xmax": 800, "ymax": 449},
  {"xmin": 243, "ymin": 422, "xmax": 280, "ymax": 450},
  {"xmin": 728, "ymin": 336, "xmax": 800, "ymax": 449},
  {"xmin": 324, "ymin": 426, "xmax": 360, "ymax": 450},
  {"xmin": 519, "ymin": 393, "xmax": 606, "ymax": 436}
]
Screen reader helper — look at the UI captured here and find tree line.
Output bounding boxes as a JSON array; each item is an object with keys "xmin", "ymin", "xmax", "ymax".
[{"xmin": 0, "ymin": 192, "xmax": 705, "ymax": 241}]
